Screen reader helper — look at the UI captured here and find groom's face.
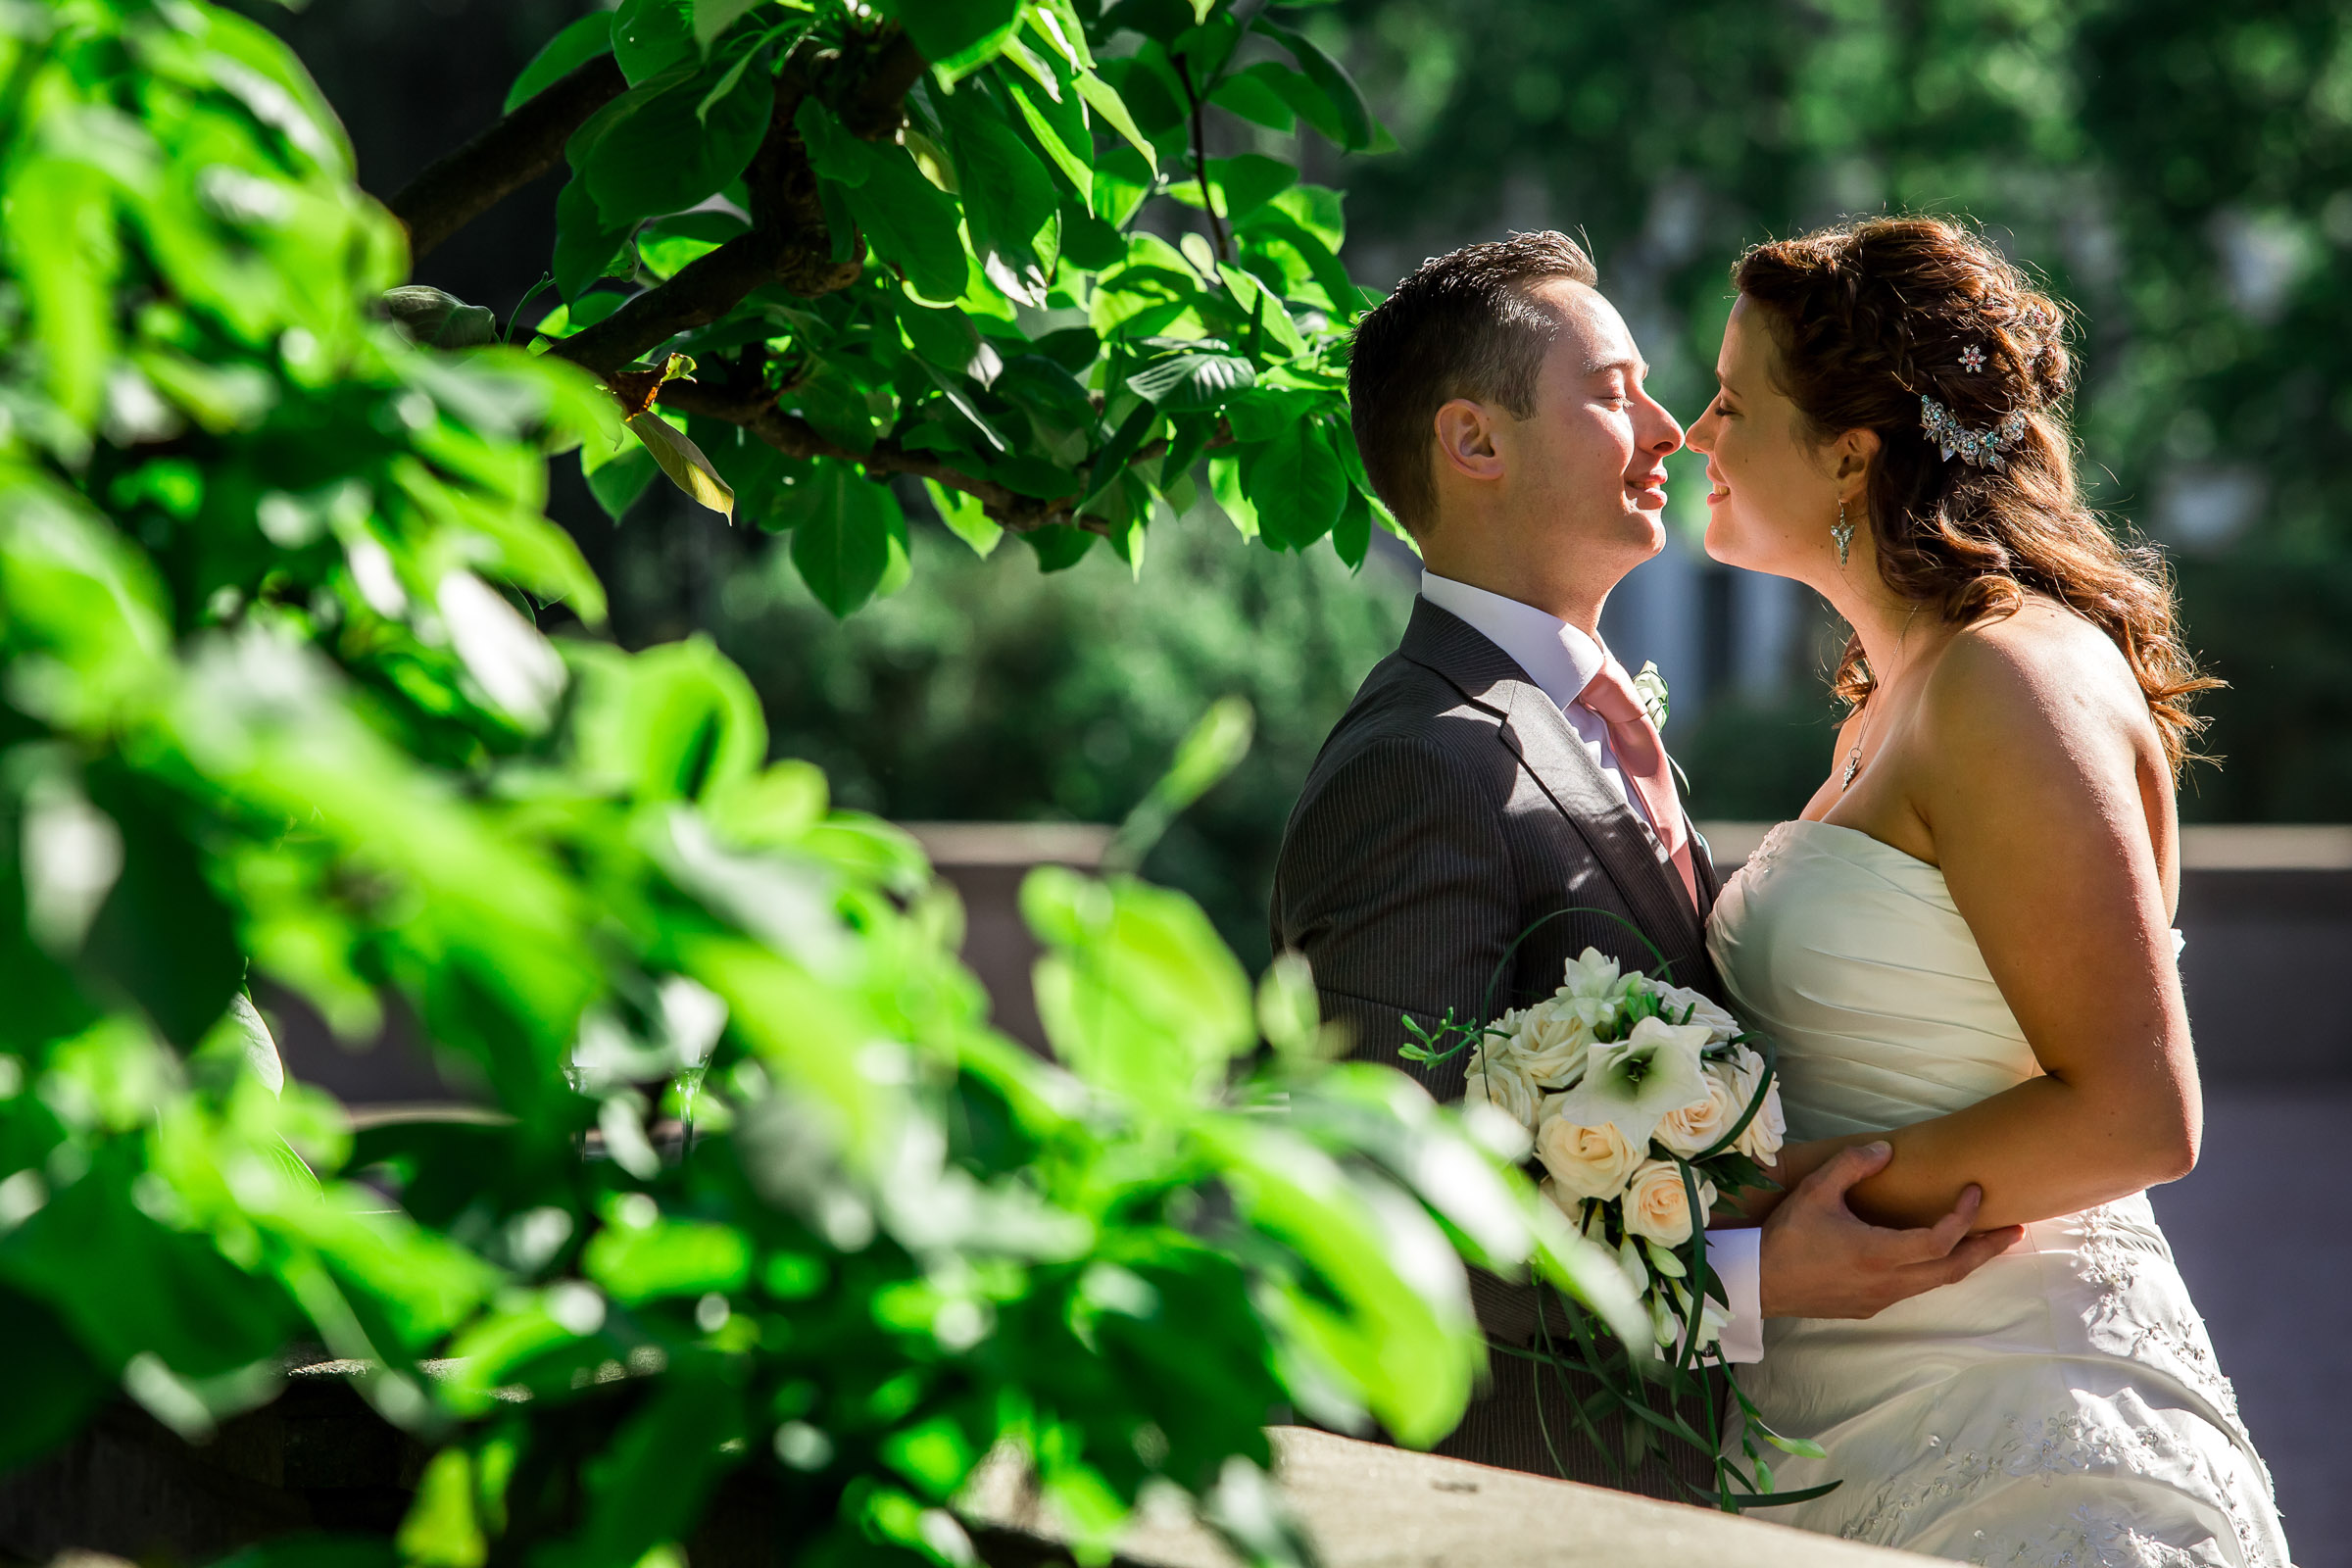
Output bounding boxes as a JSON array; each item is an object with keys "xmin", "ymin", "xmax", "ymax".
[{"xmin": 1494, "ymin": 280, "xmax": 1684, "ymax": 567}]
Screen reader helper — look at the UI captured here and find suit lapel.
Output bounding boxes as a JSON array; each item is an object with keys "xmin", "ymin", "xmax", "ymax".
[
  {"xmin": 1492, "ymin": 680, "xmax": 1705, "ymax": 958},
  {"xmin": 1400, "ymin": 601, "xmax": 1705, "ymax": 959}
]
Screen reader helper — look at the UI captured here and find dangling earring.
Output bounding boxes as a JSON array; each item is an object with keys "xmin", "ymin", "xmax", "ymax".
[{"xmin": 1832, "ymin": 499, "xmax": 1855, "ymax": 567}]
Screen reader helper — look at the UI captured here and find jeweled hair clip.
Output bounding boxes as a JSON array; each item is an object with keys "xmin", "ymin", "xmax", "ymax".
[{"xmin": 1920, "ymin": 396, "xmax": 2029, "ymax": 469}]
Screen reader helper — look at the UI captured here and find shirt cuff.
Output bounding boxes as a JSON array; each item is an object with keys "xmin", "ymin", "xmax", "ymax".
[{"xmin": 1711, "ymin": 1227, "xmax": 1765, "ymax": 1364}]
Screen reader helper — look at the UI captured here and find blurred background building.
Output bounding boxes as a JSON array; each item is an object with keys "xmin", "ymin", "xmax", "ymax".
[{"xmin": 259, "ymin": 0, "xmax": 2352, "ymax": 1556}]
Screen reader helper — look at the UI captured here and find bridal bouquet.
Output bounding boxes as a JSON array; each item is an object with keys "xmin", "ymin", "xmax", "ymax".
[
  {"xmin": 1406, "ymin": 941, "xmax": 1824, "ymax": 1507},
  {"xmin": 1463, "ymin": 949, "xmax": 1784, "ymax": 1357}
]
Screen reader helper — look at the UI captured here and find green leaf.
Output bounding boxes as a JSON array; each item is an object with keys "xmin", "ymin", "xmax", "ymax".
[
  {"xmin": 505, "ymin": 14, "xmax": 616, "ymax": 113},
  {"xmin": 1251, "ymin": 19, "xmax": 1377, "ymax": 151},
  {"xmin": 890, "ymin": 0, "xmax": 1025, "ymax": 74},
  {"xmin": 794, "ymin": 97, "xmax": 872, "ymax": 188},
  {"xmin": 1126, "ymin": 344, "xmax": 1254, "ymax": 412},
  {"xmin": 1206, "ymin": 63, "xmax": 1298, "ymax": 132},
  {"xmin": 0, "ymin": 1288, "xmax": 107, "ymax": 1474},
  {"xmin": 582, "ymin": 435, "xmax": 659, "ymax": 519},
  {"xmin": 636, "ymin": 210, "xmax": 746, "ymax": 279},
  {"xmin": 571, "ymin": 635, "xmax": 768, "ymax": 803},
  {"xmin": 612, "ymin": 0, "xmax": 699, "ymax": 84},
  {"xmin": 844, "ymin": 147, "xmax": 970, "ymax": 303},
  {"xmin": 582, "ymin": 63, "xmax": 776, "ymax": 227},
  {"xmin": 1332, "ymin": 485, "xmax": 1372, "ymax": 569},
  {"xmin": 553, "ymin": 174, "xmax": 636, "ymax": 302},
  {"xmin": 939, "ymin": 78, "xmax": 1062, "ymax": 300},
  {"xmin": 566, "ymin": 1359, "xmax": 748, "ymax": 1565},
  {"xmin": 1242, "ymin": 419, "xmax": 1347, "ymax": 553},
  {"xmin": 1002, "ymin": 48, "xmax": 1093, "ymax": 199},
  {"xmin": 1073, "ymin": 68, "xmax": 1156, "ymax": 168},
  {"xmin": 693, "ymin": 0, "xmax": 765, "ymax": 50},
  {"xmin": 398, "ymin": 1449, "xmax": 486, "ymax": 1568},
  {"xmin": 783, "ymin": 461, "xmax": 907, "ymax": 616},
  {"xmin": 1022, "ymin": 865, "xmax": 1255, "ymax": 1101},
  {"xmin": 1021, "ymin": 522, "xmax": 1094, "ymax": 571},
  {"xmin": 584, "ymin": 1213, "xmax": 753, "ymax": 1303},
  {"xmin": 0, "ymin": 1156, "xmax": 296, "ymax": 1380},
  {"xmin": 627, "ymin": 411, "xmax": 736, "ymax": 518},
  {"xmin": 922, "ymin": 477, "xmax": 1002, "ymax": 557},
  {"xmin": 80, "ymin": 770, "xmax": 244, "ymax": 1050}
]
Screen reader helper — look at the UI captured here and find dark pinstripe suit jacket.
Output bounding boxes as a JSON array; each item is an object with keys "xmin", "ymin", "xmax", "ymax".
[{"xmin": 1270, "ymin": 597, "xmax": 1729, "ymax": 1493}]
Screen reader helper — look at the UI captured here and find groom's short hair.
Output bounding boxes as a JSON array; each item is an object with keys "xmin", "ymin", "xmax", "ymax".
[{"xmin": 1348, "ymin": 231, "xmax": 1597, "ymax": 535}]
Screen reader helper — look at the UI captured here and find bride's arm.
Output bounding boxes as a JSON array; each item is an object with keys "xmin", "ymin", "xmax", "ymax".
[{"xmin": 1785, "ymin": 623, "xmax": 2201, "ymax": 1232}]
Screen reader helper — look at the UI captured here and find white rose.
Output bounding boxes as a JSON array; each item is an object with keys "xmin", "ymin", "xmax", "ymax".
[
  {"xmin": 1621, "ymin": 1157, "xmax": 1716, "ymax": 1248},
  {"xmin": 1652, "ymin": 1065, "xmax": 1741, "ymax": 1158},
  {"xmin": 1507, "ymin": 1004, "xmax": 1592, "ymax": 1089},
  {"xmin": 1465, "ymin": 1040, "xmax": 1543, "ymax": 1133},
  {"xmin": 1645, "ymin": 980, "xmax": 1740, "ymax": 1043},
  {"xmin": 1720, "ymin": 1044, "xmax": 1788, "ymax": 1164},
  {"xmin": 1534, "ymin": 1114, "xmax": 1642, "ymax": 1201}
]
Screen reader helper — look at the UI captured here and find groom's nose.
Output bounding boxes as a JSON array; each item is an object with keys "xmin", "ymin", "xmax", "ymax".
[{"xmin": 1636, "ymin": 387, "xmax": 1685, "ymax": 458}]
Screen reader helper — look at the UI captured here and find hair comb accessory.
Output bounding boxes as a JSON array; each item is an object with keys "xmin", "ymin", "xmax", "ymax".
[
  {"xmin": 1958, "ymin": 343, "xmax": 1986, "ymax": 373},
  {"xmin": 1920, "ymin": 395, "xmax": 2029, "ymax": 469}
]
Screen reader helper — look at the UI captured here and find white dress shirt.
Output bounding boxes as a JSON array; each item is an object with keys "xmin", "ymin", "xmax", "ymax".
[{"xmin": 1419, "ymin": 571, "xmax": 1765, "ymax": 1363}]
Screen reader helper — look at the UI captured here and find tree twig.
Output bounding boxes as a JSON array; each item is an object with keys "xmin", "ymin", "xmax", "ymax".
[
  {"xmin": 1173, "ymin": 61, "xmax": 1229, "ymax": 265},
  {"xmin": 387, "ymin": 55, "xmax": 629, "ymax": 264},
  {"xmin": 659, "ymin": 377, "xmax": 1199, "ymax": 536}
]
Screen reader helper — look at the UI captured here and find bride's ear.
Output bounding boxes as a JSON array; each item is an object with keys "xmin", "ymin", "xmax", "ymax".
[
  {"xmin": 1833, "ymin": 426, "xmax": 1883, "ymax": 488},
  {"xmin": 1434, "ymin": 398, "xmax": 1506, "ymax": 483}
]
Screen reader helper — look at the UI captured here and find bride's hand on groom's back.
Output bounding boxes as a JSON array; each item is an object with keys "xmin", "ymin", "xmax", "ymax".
[{"xmin": 1756, "ymin": 1142, "xmax": 2025, "ymax": 1319}]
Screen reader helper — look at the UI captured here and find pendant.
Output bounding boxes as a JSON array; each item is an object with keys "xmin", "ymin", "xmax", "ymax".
[
  {"xmin": 1840, "ymin": 747, "xmax": 1862, "ymax": 790},
  {"xmin": 1831, "ymin": 517, "xmax": 1855, "ymax": 567}
]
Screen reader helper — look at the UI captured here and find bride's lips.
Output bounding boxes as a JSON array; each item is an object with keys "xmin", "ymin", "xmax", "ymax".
[{"xmin": 1705, "ymin": 466, "xmax": 1729, "ymax": 507}]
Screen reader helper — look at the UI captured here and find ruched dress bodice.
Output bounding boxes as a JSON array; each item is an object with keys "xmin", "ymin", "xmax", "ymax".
[{"xmin": 1707, "ymin": 820, "xmax": 2290, "ymax": 1568}]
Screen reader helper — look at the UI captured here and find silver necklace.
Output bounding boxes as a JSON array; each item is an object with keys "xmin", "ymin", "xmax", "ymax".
[{"xmin": 1839, "ymin": 700, "xmax": 1875, "ymax": 791}]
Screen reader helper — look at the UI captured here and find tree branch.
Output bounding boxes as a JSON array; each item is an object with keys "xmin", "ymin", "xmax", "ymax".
[
  {"xmin": 842, "ymin": 29, "xmax": 928, "ymax": 139},
  {"xmin": 659, "ymin": 378, "xmax": 1082, "ymax": 531},
  {"xmin": 388, "ymin": 55, "xmax": 629, "ymax": 264},
  {"xmin": 548, "ymin": 73, "xmax": 858, "ymax": 378},
  {"xmin": 548, "ymin": 29, "xmax": 924, "ymax": 380}
]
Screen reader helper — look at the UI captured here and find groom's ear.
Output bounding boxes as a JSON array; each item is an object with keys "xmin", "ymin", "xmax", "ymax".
[{"xmin": 1434, "ymin": 398, "xmax": 1507, "ymax": 484}]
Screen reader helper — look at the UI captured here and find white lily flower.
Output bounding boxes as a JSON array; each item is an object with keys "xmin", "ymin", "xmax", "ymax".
[{"xmin": 1544, "ymin": 1014, "xmax": 1714, "ymax": 1150}]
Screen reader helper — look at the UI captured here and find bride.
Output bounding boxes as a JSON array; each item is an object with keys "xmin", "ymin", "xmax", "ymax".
[{"xmin": 1685, "ymin": 218, "xmax": 2292, "ymax": 1567}]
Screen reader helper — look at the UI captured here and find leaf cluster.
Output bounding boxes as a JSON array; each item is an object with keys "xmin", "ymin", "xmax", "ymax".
[
  {"xmin": 466, "ymin": 0, "xmax": 1407, "ymax": 616},
  {"xmin": 0, "ymin": 6, "xmax": 1631, "ymax": 1565}
]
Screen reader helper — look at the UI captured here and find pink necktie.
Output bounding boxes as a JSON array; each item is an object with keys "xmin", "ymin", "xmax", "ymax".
[{"xmin": 1577, "ymin": 658, "xmax": 1698, "ymax": 909}]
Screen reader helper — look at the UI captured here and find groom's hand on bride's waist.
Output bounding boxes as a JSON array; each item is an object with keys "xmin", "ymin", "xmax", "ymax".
[{"xmin": 1757, "ymin": 1142, "xmax": 2025, "ymax": 1319}]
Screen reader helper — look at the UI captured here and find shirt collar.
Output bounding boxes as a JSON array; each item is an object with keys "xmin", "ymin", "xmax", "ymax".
[{"xmin": 1417, "ymin": 570, "xmax": 1608, "ymax": 712}]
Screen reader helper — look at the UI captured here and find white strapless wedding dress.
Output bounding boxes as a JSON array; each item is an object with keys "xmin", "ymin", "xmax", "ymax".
[{"xmin": 1706, "ymin": 819, "xmax": 2291, "ymax": 1567}]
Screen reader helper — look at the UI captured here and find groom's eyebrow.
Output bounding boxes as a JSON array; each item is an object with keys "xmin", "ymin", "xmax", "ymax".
[{"xmin": 1587, "ymin": 353, "xmax": 1646, "ymax": 378}]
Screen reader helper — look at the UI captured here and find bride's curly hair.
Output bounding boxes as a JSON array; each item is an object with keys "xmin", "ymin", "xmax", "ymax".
[{"xmin": 1732, "ymin": 217, "xmax": 2217, "ymax": 771}]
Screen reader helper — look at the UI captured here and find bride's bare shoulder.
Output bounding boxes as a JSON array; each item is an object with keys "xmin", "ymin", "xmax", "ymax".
[{"xmin": 1918, "ymin": 595, "xmax": 2154, "ymax": 760}]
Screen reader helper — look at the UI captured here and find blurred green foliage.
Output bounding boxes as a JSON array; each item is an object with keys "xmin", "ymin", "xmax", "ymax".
[
  {"xmin": 0, "ymin": 3, "xmax": 1649, "ymax": 1563},
  {"xmin": 655, "ymin": 512, "xmax": 1414, "ymax": 965}
]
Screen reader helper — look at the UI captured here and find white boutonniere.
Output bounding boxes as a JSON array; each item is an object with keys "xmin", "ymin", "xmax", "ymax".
[{"xmin": 1633, "ymin": 661, "xmax": 1670, "ymax": 730}]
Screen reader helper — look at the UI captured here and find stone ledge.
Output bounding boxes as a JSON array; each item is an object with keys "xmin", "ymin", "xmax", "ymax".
[{"xmin": 963, "ymin": 1426, "xmax": 1933, "ymax": 1568}]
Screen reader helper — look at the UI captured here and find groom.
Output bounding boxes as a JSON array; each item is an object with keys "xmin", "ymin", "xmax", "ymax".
[{"xmin": 1270, "ymin": 232, "xmax": 2014, "ymax": 1495}]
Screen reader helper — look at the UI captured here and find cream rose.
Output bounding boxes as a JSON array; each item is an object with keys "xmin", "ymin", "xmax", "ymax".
[
  {"xmin": 1652, "ymin": 1065, "xmax": 1740, "ymax": 1158},
  {"xmin": 1621, "ymin": 1157, "xmax": 1717, "ymax": 1248},
  {"xmin": 1535, "ymin": 1114, "xmax": 1642, "ymax": 1201}
]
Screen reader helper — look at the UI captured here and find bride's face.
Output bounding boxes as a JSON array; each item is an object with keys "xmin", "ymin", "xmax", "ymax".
[{"xmin": 1687, "ymin": 296, "xmax": 1854, "ymax": 580}]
